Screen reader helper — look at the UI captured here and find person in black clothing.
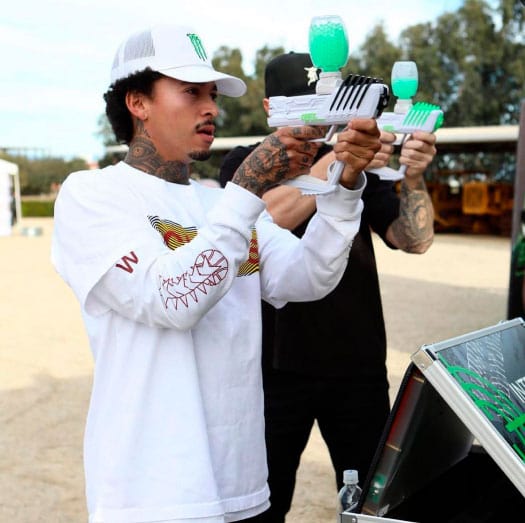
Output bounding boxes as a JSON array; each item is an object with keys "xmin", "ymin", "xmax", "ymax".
[
  {"xmin": 220, "ymin": 52, "xmax": 437, "ymax": 522},
  {"xmin": 508, "ymin": 209, "xmax": 525, "ymax": 319}
]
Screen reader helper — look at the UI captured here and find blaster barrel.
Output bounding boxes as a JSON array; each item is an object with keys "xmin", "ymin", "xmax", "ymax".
[{"xmin": 267, "ymin": 74, "xmax": 389, "ymax": 129}]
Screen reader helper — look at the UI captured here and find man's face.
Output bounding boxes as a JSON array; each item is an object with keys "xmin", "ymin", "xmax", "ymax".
[{"xmin": 142, "ymin": 77, "xmax": 220, "ymax": 162}]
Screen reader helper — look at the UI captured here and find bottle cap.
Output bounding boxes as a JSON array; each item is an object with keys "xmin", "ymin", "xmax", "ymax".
[
  {"xmin": 343, "ymin": 469, "xmax": 358, "ymax": 484},
  {"xmin": 393, "ymin": 98, "xmax": 414, "ymax": 114}
]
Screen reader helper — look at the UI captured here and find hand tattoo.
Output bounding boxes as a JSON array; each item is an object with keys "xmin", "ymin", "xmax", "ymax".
[{"xmin": 232, "ymin": 135, "xmax": 290, "ymax": 197}]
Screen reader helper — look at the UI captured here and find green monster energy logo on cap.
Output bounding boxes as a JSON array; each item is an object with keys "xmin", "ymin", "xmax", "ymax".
[{"xmin": 187, "ymin": 33, "xmax": 207, "ymax": 61}]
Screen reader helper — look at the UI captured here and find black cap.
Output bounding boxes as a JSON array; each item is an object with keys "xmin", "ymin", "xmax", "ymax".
[{"xmin": 264, "ymin": 52, "xmax": 321, "ymax": 98}]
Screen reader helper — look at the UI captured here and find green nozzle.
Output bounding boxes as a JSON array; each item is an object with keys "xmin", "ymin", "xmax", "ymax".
[
  {"xmin": 404, "ymin": 102, "xmax": 444, "ymax": 131},
  {"xmin": 435, "ymin": 111, "xmax": 444, "ymax": 130}
]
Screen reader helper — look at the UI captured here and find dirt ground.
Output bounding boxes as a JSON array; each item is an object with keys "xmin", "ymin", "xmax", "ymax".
[{"xmin": 0, "ymin": 218, "xmax": 512, "ymax": 522}]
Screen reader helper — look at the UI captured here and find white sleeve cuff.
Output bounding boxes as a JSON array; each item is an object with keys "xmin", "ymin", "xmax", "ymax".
[{"xmin": 315, "ymin": 170, "xmax": 367, "ymax": 221}]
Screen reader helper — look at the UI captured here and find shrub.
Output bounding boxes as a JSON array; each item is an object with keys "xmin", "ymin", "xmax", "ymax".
[{"xmin": 21, "ymin": 200, "xmax": 55, "ymax": 217}]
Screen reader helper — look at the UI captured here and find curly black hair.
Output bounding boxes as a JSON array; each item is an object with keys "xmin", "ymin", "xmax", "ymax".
[{"xmin": 103, "ymin": 69, "xmax": 163, "ymax": 145}]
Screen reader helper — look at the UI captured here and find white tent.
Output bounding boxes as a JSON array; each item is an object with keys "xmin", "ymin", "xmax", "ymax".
[{"xmin": 0, "ymin": 158, "xmax": 22, "ymax": 235}]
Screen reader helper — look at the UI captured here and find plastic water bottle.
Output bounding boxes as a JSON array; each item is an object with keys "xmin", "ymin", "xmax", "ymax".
[{"xmin": 337, "ymin": 469, "xmax": 362, "ymax": 518}]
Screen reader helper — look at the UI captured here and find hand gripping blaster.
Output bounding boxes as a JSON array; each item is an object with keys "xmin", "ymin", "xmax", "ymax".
[
  {"xmin": 267, "ymin": 74, "xmax": 390, "ymax": 194},
  {"xmin": 369, "ymin": 102, "xmax": 444, "ymax": 181}
]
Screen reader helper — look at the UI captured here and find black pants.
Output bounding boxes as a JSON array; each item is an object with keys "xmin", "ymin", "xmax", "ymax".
[{"xmin": 244, "ymin": 369, "xmax": 390, "ymax": 523}]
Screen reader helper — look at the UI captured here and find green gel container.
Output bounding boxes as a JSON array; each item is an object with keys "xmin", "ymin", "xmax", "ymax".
[{"xmin": 309, "ymin": 15, "xmax": 349, "ymax": 72}]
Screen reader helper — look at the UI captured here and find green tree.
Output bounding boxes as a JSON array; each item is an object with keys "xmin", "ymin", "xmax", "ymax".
[
  {"xmin": 402, "ymin": 0, "xmax": 525, "ymax": 126},
  {"xmin": 211, "ymin": 45, "xmax": 285, "ymax": 138},
  {"xmin": 344, "ymin": 23, "xmax": 402, "ymax": 112},
  {"xmin": 1, "ymin": 153, "xmax": 88, "ymax": 195},
  {"xmin": 343, "ymin": 0, "xmax": 525, "ymax": 127},
  {"xmin": 496, "ymin": 0, "xmax": 525, "ymax": 122},
  {"xmin": 346, "ymin": 23, "xmax": 401, "ymax": 80},
  {"xmin": 239, "ymin": 45, "xmax": 285, "ymax": 136},
  {"xmin": 396, "ymin": 21, "xmax": 451, "ymax": 111},
  {"xmin": 95, "ymin": 113, "xmax": 118, "ymax": 146},
  {"xmin": 95, "ymin": 114, "xmax": 125, "ymax": 168},
  {"xmin": 212, "ymin": 46, "xmax": 249, "ymax": 137},
  {"xmin": 93, "ymin": 0, "xmax": 525, "ymax": 182}
]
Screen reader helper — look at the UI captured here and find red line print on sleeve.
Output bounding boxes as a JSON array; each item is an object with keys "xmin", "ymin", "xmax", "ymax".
[
  {"xmin": 158, "ymin": 249, "xmax": 229, "ymax": 310},
  {"xmin": 115, "ymin": 251, "xmax": 139, "ymax": 273}
]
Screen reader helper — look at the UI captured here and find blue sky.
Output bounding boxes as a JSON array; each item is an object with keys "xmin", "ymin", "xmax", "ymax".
[{"xmin": 1, "ymin": 0, "xmax": 463, "ymax": 161}]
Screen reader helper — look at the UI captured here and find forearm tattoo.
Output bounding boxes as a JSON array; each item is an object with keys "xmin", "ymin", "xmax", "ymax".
[
  {"xmin": 390, "ymin": 178, "xmax": 434, "ymax": 253},
  {"xmin": 125, "ymin": 120, "xmax": 190, "ymax": 184},
  {"xmin": 232, "ymin": 135, "xmax": 291, "ymax": 197}
]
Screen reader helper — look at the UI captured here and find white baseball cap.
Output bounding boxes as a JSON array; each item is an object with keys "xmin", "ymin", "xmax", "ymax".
[{"xmin": 110, "ymin": 24, "xmax": 247, "ymax": 97}]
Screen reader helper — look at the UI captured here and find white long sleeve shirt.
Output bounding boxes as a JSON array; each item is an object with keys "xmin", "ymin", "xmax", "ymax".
[{"xmin": 51, "ymin": 161, "xmax": 365, "ymax": 523}]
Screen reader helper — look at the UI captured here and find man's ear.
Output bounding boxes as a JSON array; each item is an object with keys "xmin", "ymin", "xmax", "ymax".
[
  {"xmin": 262, "ymin": 98, "xmax": 270, "ymax": 116},
  {"xmin": 125, "ymin": 91, "xmax": 148, "ymax": 121}
]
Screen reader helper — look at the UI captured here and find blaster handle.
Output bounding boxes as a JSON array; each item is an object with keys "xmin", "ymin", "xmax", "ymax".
[
  {"xmin": 371, "ymin": 103, "xmax": 444, "ymax": 180},
  {"xmin": 280, "ymin": 160, "xmax": 347, "ymax": 195}
]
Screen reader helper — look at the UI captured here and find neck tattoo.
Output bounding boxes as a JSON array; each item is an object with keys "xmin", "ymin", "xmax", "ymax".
[{"xmin": 125, "ymin": 120, "xmax": 190, "ymax": 184}]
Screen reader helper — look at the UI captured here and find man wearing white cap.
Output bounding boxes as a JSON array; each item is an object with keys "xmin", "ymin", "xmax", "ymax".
[{"xmin": 51, "ymin": 24, "xmax": 381, "ymax": 522}]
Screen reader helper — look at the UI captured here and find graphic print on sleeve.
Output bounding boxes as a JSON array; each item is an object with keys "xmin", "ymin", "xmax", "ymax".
[
  {"xmin": 158, "ymin": 249, "xmax": 229, "ymax": 310},
  {"xmin": 148, "ymin": 215, "xmax": 260, "ymax": 277}
]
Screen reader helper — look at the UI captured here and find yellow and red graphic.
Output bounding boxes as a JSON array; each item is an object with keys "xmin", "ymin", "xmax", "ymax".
[
  {"xmin": 238, "ymin": 229, "xmax": 260, "ymax": 276},
  {"xmin": 149, "ymin": 216, "xmax": 198, "ymax": 249},
  {"xmin": 148, "ymin": 215, "xmax": 259, "ymax": 276}
]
